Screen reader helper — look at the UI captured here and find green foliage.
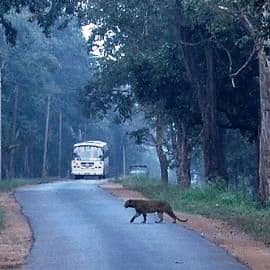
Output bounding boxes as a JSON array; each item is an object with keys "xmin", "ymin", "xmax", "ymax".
[
  {"xmin": 225, "ymin": 130, "xmax": 258, "ymax": 189},
  {"xmin": 1, "ymin": 12, "xmax": 90, "ymax": 178},
  {"xmin": 119, "ymin": 176, "xmax": 270, "ymax": 244},
  {"xmin": 129, "ymin": 128, "xmax": 151, "ymax": 145},
  {"xmin": 81, "ymin": 0, "xmax": 263, "ymax": 187},
  {"xmin": 1, "ymin": 0, "xmax": 267, "ymax": 197},
  {"xmin": 0, "ymin": 0, "xmax": 83, "ymax": 44}
]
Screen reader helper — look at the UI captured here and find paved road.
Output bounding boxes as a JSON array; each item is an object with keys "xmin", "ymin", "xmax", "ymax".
[{"xmin": 16, "ymin": 180, "xmax": 248, "ymax": 270}]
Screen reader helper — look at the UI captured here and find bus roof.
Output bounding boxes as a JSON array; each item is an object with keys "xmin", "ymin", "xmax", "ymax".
[{"xmin": 73, "ymin": 141, "xmax": 107, "ymax": 148}]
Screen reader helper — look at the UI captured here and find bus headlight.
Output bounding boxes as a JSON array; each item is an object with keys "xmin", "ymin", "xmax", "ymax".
[{"xmin": 72, "ymin": 162, "xmax": 81, "ymax": 168}]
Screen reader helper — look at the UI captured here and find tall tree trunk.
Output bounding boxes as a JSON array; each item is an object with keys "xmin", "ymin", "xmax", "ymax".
[
  {"xmin": 182, "ymin": 38, "xmax": 227, "ymax": 184},
  {"xmin": 42, "ymin": 95, "xmax": 51, "ymax": 179},
  {"xmin": 258, "ymin": 49, "xmax": 270, "ymax": 203},
  {"xmin": 234, "ymin": 6, "xmax": 270, "ymax": 203},
  {"xmin": 178, "ymin": 122, "xmax": 191, "ymax": 188},
  {"xmin": 29, "ymin": 144, "xmax": 34, "ymax": 177},
  {"xmin": 154, "ymin": 116, "xmax": 168, "ymax": 183},
  {"xmin": 203, "ymin": 44, "xmax": 227, "ymax": 184},
  {"xmin": 172, "ymin": 1, "xmax": 227, "ymax": 184},
  {"xmin": 0, "ymin": 54, "xmax": 3, "ymax": 181},
  {"xmin": 24, "ymin": 145, "xmax": 30, "ymax": 177},
  {"xmin": 9, "ymin": 86, "xmax": 18, "ymax": 179},
  {"xmin": 58, "ymin": 111, "xmax": 62, "ymax": 178},
  {"xmin": 171, "ymin": 125, "xmax": 181, "ymax": 184},
  {"xmin": 171, "ymin": 122, "xmax": 191, "ymax": 188},
  {"xmin": 122, "ymin": 143, "xmax": 126, "ymax": 176},
  {"xmin": 110, "ymin": 126, "xmax": 123, "ymax": 177}
]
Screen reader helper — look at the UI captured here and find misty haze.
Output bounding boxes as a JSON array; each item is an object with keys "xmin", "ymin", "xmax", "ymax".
[{"xmin": 0, "ymin": 1, "xmax": 269, "ymax": 270}]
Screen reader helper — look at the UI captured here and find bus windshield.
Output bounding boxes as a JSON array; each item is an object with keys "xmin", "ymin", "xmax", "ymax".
[{"xmin": 73, "ymin": 146, "xmax": 103, "ymax": 161}]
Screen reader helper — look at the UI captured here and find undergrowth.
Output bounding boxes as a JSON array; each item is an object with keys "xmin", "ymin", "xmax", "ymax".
[
  {"xmin": 0, "ymin": 178, "xmax": 42, "ymax": 192},
  {"xmin": 0, "ymin": 178, "xmax": 41, "ymax": 232}
]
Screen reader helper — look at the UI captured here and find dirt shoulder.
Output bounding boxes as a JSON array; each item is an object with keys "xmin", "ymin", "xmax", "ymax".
[
  {"xmin": 0, "ymin": 192, "xmax": 32, "ymax": 269},
  {"xmin": 101, "ymin": 182, "xmax": 270, "ymax": 270}
]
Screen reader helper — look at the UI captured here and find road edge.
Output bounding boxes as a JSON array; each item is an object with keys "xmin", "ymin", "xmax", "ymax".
[
  {"xmin": 0, "ymin": 192, "xmax": 33, "ymax": 269},
  {"xmin": 100, "ymin": 182, "xmax": 270, "ymax": 270}
]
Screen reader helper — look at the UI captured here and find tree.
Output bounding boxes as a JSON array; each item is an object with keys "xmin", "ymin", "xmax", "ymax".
[
  {"xmin": 1, "ymin": 12, "xmax": 90, "ymax": 179},
  {"xmin": 0, "ymin": 0, "xmax": 84, "ymax": 44},
  {"xmin": 83, "ymin": 1, "xmax": 226, "ymax": 185},
  {"xmin": 0, "ymin": 0, "xmax": 87, "ymax": 180},
  {"xmin": 0, "ymin": 54, "xmax": 3, "ymax": 180},
  {"xmin": 9, "ymin": 86, "xmax": 18, "ymax": 178},
  {"xmin": 166, "ymin": 0, "xmax": 228, "ymax": 184},
  {"xmin": 129, "ymin": 45, "xmax": 201, "ymax": 186},
  {"xmin": 80, "ymin": 1, "xmax": 201, "ymax": 185},
  {"xmin": 81, "ymin": 0, "xmax": 266, "ymax": 197},
  {"xmin": 203, "ymin": 0, "xmax": 270, "ymax": 202},
  {"xmin": 41, "ymin": 94, "xmax": 51, "ymax": 178},
  {"xmin": 256, "ymin": 0, "xmax": 270, "ymax": 203}
]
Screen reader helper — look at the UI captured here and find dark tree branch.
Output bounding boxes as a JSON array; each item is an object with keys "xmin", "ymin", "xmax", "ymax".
[
  {"xmin": 230, "ymin": 45, "xmax": 257, "ymax": 77},
  {"xmin": 178, "ymin": 39, "xmax": 202, "ymax": 47},
  {"xmin": 219, "ymin": 44, "xmax": 256, "ymax": 88}
]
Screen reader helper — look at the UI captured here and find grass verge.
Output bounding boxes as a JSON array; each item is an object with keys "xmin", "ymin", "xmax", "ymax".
[
  {"xmin": 0, "ymin": 178, "xmax": 41, "ymax": 232},
  {"xmin": 0, "ymin": 178, "xmax": 41, "ymax": 192},
  {"xmin": 117, "ymin": 176, "xmax": 270, "ymax": 245}
]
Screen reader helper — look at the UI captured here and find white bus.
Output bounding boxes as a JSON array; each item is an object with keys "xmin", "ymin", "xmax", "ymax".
[{"xmin": 71, "ymin": 141, "xmax": 109, "ymax": 179}]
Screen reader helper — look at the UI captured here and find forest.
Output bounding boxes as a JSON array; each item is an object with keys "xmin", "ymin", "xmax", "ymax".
[{"xmin": 0, "ymin": 0, "xmax": 270, "ymax": 205}]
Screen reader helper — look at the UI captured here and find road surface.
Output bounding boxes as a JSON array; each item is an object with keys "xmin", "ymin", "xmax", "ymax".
[{"xmin": 16, "ymin": 180, "xmax": 248, "ymax": 270}]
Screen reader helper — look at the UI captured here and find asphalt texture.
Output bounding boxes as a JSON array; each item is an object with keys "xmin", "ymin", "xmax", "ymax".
[{"xmin": 16, "ymin": 180, "xmax": 248, "ymax": 270}]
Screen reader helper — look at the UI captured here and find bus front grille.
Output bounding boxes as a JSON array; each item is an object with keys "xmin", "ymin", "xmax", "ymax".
[{"xmin": 81, "ymin": 162, "xmax": 94, "ymax": 168}]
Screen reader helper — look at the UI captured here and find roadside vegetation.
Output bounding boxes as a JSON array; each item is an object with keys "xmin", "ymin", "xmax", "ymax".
[
  {"xmin": 118, "ymin": 176, "xmax": 270, "ymax": 245},
  {"xmin": 0, "ymin": 178, "xmax": 41, "ymax": 232},
  {"xmin": 0, "ymin": 178, "xmax": 41, "ymax": 192}
]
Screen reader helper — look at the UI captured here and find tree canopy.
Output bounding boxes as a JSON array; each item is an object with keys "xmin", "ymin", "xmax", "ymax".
[{"xmin": 1, "ymin": 0, "xmax": 270, "ymax": 204}]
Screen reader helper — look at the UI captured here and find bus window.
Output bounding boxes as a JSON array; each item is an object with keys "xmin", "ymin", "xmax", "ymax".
[{"xmin": 73, "ymin": 146, "xmax": 103, "ymax": 161}]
